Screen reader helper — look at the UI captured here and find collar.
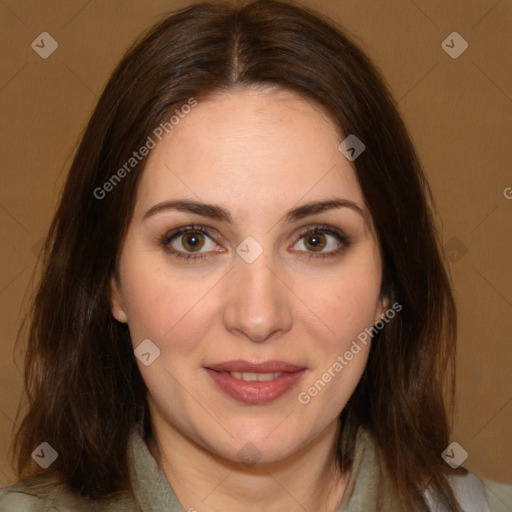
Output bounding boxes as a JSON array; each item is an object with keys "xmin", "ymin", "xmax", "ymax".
[
  {"xmin": 126, "ymin": 425, "xmax": 399, "ymax": 512},
  {"xmin": 128, "ymin": 426, "xmax": 186, "ymax": 511}
]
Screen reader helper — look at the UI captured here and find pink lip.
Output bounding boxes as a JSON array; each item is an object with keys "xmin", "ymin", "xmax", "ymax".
[
  {"xmin": 204, "ymin": 360, "xmax": 307, "ymax": 405},
  {"xmin": 206, "ymin": 360, "xmax": 305, "ymax": 373}
]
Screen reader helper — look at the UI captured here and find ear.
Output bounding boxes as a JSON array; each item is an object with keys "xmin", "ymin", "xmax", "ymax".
[
  {"xmin": 109, "ymin": 275, "xmax": 128, "ymax": 323},
  {"xmin": 373, "ymin": 295, "xmax": 389, "ymax": 325}
]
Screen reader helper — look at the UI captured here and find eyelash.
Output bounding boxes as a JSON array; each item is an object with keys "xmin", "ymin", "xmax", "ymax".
[{"xmin": 160, "ymin": 224, "xmax": 350, "ymax": 262}]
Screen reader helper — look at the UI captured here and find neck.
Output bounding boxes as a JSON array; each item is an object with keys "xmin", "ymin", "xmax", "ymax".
[{"xmin": 146, "ymin": 418, "xmax": 350, "ymax": 512}]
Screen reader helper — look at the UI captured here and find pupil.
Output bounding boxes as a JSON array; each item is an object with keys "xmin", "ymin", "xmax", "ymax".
[
  {"xmin": 306, "ymin": 232, "xmax": 325, "ymax": 251},
  {"xmin": 184, "ymin": 232, "xmax": 203, "ymax": 251}
]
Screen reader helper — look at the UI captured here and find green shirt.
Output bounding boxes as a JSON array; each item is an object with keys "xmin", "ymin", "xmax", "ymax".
[{"xmin": 1, "ymin": 426, "xmax": 510, "ymax": 511}]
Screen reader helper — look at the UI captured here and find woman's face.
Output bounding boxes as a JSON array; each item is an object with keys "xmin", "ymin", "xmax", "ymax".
[{"xmin": 111, "ymin": 87, "xmax": 386, "ymax": 465}]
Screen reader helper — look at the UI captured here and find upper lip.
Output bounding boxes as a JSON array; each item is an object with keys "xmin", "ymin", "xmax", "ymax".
[{"xmin": 205, "ymin": 360, "xmax": 306, "ymax": 373}]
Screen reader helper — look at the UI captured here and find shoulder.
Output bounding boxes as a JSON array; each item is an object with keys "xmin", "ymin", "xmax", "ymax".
[
  {"xmin": 482, "ymin": 478, "xmax": 512, "ymax": 512},
  {"xmin": 0, "ymin": 473, "xmax": 138, "ymax": 512},
  {"xmin": 425, "ymin": 471, "xmax": 512, "ymax": 512},
  {"xmin": 0, "ymin": 473, "xmax": 62, "ymax": 511}
]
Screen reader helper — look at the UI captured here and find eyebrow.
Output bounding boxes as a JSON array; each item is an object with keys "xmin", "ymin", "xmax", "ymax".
[{"xmin": 142, "ymin": 198, "xmax": 366, "ymax": 224}]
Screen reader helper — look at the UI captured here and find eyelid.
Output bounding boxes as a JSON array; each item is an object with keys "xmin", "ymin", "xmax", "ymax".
[
  {"xmin": 162, "ymin": 225, "xmax": 220, "ymax": 249},
  {"xmin": 160, "ymin": 225, "xmax": 222, "ymax": 262},
  {"xmin": 161, "ymin": 223, "xmax": 350, "ymax": 261},
  {"xmin": 295, "ymin": 224, "xmax": 348, "ymax": 242},
  {"xmin": 289, "ymin": 224, "xmax": 349, "ymax": 256}
]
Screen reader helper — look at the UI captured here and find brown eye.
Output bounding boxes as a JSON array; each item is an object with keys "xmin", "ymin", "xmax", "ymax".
[
  {"xmin": 161, "ymin": 225, "xmax": 220, "ymax": 261},
  {"xmin": 292, "ymin": 225, "xmax": 349, "ymax": 259},
  {"xmin": 180, "ymin": 230, "xmax": 205, "ymax": 252},
  {"xmin": 303, "ymin": 231, "xmax": 327, "ymax": 251}
]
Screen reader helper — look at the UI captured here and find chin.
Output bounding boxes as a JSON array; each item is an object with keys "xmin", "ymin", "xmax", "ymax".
[{"xmin": 203, "ymin": 428, "xmax": 310, "ymax": 467}]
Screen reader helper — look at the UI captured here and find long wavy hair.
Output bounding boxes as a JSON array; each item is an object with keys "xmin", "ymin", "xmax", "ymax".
[{"xmin": 11, "ymin": 1, "xmax": 465, "ymax": 510}]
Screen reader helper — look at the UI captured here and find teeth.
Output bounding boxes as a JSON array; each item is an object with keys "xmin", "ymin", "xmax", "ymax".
[{"xmin": 229, "ymin": 371, "xmax": 282, "ymax": 381}]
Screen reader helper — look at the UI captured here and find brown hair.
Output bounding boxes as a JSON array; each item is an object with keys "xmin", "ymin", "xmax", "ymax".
[{"xmin": 12, "ymin": 0, "xmax": 465, "ymax": 509}]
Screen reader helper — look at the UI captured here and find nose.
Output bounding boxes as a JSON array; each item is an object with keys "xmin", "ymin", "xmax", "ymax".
[{"xmin": 221, "ymin": 247, "xmax": 293, "ymax": 343}]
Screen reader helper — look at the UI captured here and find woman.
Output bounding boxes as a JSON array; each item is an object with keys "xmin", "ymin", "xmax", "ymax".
[{"xmin": 0, "ymin": 1, "xmax": 507, "ymax": 510}]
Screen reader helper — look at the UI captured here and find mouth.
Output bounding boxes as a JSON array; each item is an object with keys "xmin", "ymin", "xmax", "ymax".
[{"xmin": 204, "ymin": 360, "xmax": 307, "ymax": 405}]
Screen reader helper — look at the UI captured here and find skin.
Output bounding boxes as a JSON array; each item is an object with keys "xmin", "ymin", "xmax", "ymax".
[{"xmin": 110, "ymin": 87, "xmax": 387, "ymax": 512}]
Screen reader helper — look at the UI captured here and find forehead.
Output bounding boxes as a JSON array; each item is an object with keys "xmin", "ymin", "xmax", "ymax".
[{"xmin": 134, "ymin": 88, "xmax": 365, "ymax": 221}]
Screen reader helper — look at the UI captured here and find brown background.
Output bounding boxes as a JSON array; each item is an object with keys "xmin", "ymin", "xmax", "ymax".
[{"xmin": 0, "ymin": 0, "xmax": 511, "ymax": 487}]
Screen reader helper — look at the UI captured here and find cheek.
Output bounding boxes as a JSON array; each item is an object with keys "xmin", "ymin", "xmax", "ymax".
[
  {"xmin": 119, "ymin": 256, "xmax": 217, "ymax": 355},
  {"xmin": 294, "ymin": 271, "xmax": 379, "ymax": 422},
  {"xmin": 296, "ymin": 261, "xmax": 382, "ymax": 350},
  {"xmin": 119, "ymin": 229, "xmax": 382, "ymax": 351}
]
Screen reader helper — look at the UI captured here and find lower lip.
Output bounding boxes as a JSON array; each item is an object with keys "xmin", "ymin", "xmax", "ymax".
[{"xmin": 205, "ymin": 368, "xmax": 307, "ymax": 404}]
